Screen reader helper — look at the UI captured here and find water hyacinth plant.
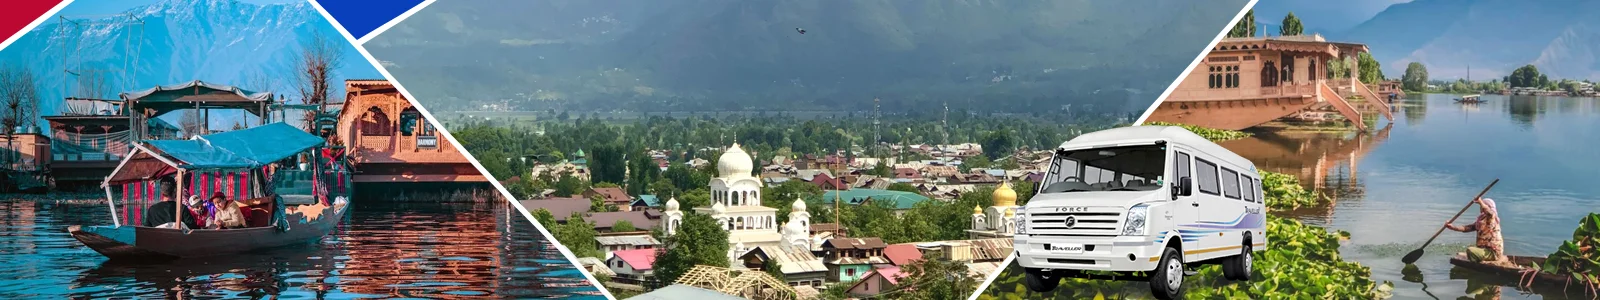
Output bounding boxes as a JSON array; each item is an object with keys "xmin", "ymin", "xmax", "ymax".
[
  {"xmin": 1537, "ymin": 213, "xmax": 1600, "ymax": 294},
  {"xmin": 1146, "ymin": 122, "xmax": 1252, "ymax": 141},
  {"xmin": 1260, "ymin": 171, "xmax": 1325, "ymax": 210}
]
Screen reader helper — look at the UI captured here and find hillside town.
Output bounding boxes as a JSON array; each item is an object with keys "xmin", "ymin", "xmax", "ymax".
[{"xmin": 519, "ymin": 142, "xmax": 1048, "ymax": 299}]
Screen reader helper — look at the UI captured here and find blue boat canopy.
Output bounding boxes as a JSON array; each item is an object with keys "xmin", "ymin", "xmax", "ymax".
[
  {"xmin": 105, "ymin": 123, "xmax": 323, "ymax": 185},
  {"xmin": 145, "ymin": 122, "xmax": 324, "ymax": 169}
]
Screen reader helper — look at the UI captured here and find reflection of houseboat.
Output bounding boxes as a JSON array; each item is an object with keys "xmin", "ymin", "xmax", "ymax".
[
  {"xmin": 70, "ymin": 122, "xmax": 351, "ymax": 260},
  {"xmin": 335, "ymin": 80, "xmax": 487, "ymax": 195},
  {"xmin": 1148, "ymin": 34, "xmax": 1393, "ymax": 130},
  {"xmin": 1454, "ymin": 94, "xmax": 1484, "ymax": 103}
]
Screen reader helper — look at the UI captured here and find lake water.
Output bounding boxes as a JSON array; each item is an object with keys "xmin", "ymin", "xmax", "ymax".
[
  {"xmin": 0, "ymin": 196, "xmax": 606, "ymax": 299},
  {"xmin": 1224, "ymin": 94, "xmax": 1600, "ymax": 300}
]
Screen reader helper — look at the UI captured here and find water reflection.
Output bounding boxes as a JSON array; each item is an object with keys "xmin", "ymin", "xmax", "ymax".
[
  {"xmin": 0, "ymin": 197, "xmax": 603, "ymax": 299},
  {"xmin": 1219, "ymin": 94, "xmax": 1600, "ymax": 300}
]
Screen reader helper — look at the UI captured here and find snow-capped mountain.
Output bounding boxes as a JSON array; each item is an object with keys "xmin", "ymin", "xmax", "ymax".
[{"xmin": 1, "ymin": 0, "xmax": 379, "ymax": 117}]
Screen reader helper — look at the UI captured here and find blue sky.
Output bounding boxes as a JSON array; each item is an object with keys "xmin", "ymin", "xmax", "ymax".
[
  {"xmin": 59, "ymin": 0, "xmax": 299, "ymax": 17},
  {"xmin": 1252, "ymin": 0, "xmax": 1412, "ymax": 34}
]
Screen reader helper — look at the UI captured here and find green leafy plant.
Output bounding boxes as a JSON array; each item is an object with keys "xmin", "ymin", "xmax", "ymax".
[
  {"xmin": 1146, "ymin": 122, "xmax": 1252, "ymax": 141},
  {"xmin": 1260, "ymin": 171, "xmax": 1325, "ymax": 210},
  {"xmin": 1539, "ymin": 213, "xmax": 1600, "ymax": 295}
]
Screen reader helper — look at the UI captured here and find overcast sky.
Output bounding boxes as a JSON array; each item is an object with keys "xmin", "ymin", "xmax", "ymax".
[{"xmin": 1252, "ymin": 0, "xmax": 1412, "ymax": 34}]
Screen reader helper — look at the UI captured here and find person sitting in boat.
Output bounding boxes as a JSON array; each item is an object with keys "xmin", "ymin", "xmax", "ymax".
[
  {"xmin": 210, "ymin": 192, "xmax": 248, "ymax": 229},
  {"xmin": 1445, "ymin": 197, "xmax": 1510, "ymax": 266},
  {"xmin": 141, "ymin": 180, "xmax": 200, "ymax": 229}
]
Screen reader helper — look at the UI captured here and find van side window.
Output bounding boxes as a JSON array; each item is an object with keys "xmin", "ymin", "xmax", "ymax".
[
  {"xmin": 1175, "ymin": 152, "xmax": 1191, "ymax": 183},
  {"xmin": 1241, "ymin": 176, "xmax": 1256, "ymax": 202},
  {"xmin": 1195, "ymin": 159, "xmax": 1220, "ymax": 195},
  {"xmin": 1255, "ymin": 177, "xmax": 1265, "ymax": 203},
  {"xmin": 1220, "ymin": 168, "xmax": 1241, "ymax": 199}
]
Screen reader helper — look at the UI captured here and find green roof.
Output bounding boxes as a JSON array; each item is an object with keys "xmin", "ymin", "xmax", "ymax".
[
  {"xmin": 817, "ymin": 189, "xmax": 931, "ymax": 210},
  {"xmin": 633, "ymin": 195, "xmax": 661, "ymax": 206}
]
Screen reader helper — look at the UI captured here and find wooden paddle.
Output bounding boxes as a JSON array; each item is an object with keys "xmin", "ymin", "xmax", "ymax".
[{"xmin": 1402, "ymin": 179, "xmax": 1499, "ymax": 264}]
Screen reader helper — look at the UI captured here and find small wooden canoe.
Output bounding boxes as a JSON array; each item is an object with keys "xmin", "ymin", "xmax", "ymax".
[{"xmin": 1449, "ymin": 253, "xmax": 1598, "ymax": 296}]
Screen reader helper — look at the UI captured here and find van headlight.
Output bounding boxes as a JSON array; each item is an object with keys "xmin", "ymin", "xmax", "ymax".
[
  {"xmin": 1121, "ymin": 204, "xmax": 1149, "ymax": 236},
  {"xmin": 1015, "ymin": 206, "xmax": 1027, "ymax": 234}
]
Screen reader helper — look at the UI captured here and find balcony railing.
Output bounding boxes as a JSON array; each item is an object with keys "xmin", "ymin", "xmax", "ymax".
[{"xmin": 53, "ymin": 152, "xmax": 122, "ymax": 162}]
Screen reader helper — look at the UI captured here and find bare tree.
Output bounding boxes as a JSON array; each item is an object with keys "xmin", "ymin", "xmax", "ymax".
[
  {"xmin": 293, "ymin": 34, "xmax": 344, "ymax": 132},
  {"xmin": 0, "ymin": 64, "xmax": 40, "ymax": 166},
  {"xmin": 242, "ymin": 70, "xmax": 277, "ymax": 126},
  {"xmin": 179, "ymin": 109, "xmax": 205, "ymax": 138}
]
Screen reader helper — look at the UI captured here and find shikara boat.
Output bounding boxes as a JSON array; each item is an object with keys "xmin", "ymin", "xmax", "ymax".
[
  {"xmin": 1454, "ymin": 94, "xmax": 1485, "ymax": 103},
  {"xmin": 1449, "ymin": 253, "xmax": 1599, "ymax": 297},
  {"xmin": 69, "ymin": 122, "xmax": 353, "ymax": 261}
]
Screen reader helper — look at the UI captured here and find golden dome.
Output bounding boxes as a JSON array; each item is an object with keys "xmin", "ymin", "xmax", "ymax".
[
  {"xmin": 992, "ymin": 181, "xmax": 1017, "ymax": 207},
  {"xmin": 1004, "ymin": 207, "xmax": 1015, "ymax": 217},
  {"xmin": 973, "ymin": 205, "xmax": 983, "ymax": 215}
]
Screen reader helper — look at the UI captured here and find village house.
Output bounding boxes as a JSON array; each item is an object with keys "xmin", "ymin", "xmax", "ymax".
[
  {"xmin": 606, "ymin": 248, "xmax": 657, "ymax": 285},
  {"xmin": 844, "ymin": 266, "xmax": 905, "ymax": 297},
  {"xmin": 589, "ymin": 209, "xmax": 663, "ymax": 232},
  {"xmin": 596, "ymin": 234, "xmax": 660, "ymax": 258},
  {"xmin": 518, "ymin": 198, "xmax": 591, "ymax": 222},
  {"xmin": 821, "ymin": 238, "xmax": 891, "ymax": 283},
  {"xmin": 583, "ymin": 187, "xmax": 633, "ymax": 210},
  {"xmin": 738, "ymin": 246, "xmax": 830, "ymax": 288},
  {"xmin": 629, "ymin": 195, "xmax": 661, "ymax": 211}
]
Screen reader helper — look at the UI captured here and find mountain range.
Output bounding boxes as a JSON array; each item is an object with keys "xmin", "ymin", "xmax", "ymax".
[
  {"xmin": 1331, "ymin": 0, "xmax": 1600, "ymax": 80},
  {"xmin": 0, "ymin": 0, "xmax": 379, "ymax": 119},
  {"xmin": 365, "ymin": 0, "xmax": 1249, "ymax": 115}
]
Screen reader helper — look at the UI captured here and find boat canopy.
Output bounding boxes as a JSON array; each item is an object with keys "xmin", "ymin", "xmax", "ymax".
[{"xmin": 104, "ymin": 122, "xmax": 324, "ymax": 186}]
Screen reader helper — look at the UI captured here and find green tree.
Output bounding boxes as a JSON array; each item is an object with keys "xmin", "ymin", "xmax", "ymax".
[
  {"xmin": 887, "ymin": 182, "xmax": 921, "ymax": 194},
  {"xmin": 869, "ymin": 160, "xmax": 892, "ymax": 177},
  {"xmin": 892, "ymin": 254, "xmax": 981, "ymax": 300},
  {"xmin": 652, "ymin": 213, "xmax": 731, "ymax": 284},
  {"xmin": 1356, "ymin": 52, "xmax": 1383, "ymax": 84},
  {"xmin": 613, "ymin": 220, "xmax": 636, "ymax": 232},
  {"xmin": 553, "ymin": 174, "xmax": 583, "ymax": 197},
  {"xmin": 1228, "ymin": 10, "xmax": 1255, "ymax": 38},
  {"xmin": 761, "ymin": 259, "xmax": 787, "ymax": 282},
  {"xmin": 679, "ymin": 188, "xmax": 711, "ymax": 209},
  {"xmin": 1509, "ymin": 65, "xmax": 1543, "ymax": 88},
  {"xmin": 589, "ymin": 143, "xmax": 627, "ymax": 185},
  {"xmin": 627, "ymin": 150, "xmax": 662, "ymax": 196},
  {"xmin": 1402, "ymin": 62, "xmax": 1429, "ymax": 92},
  {"xmin": 1326, "ymin": 57, "xmax": 1349, "ymax": 80},
  {"xmin": 763, "ymin": 180, "xmax": 823, "ymax": 209},
  {"xmin": 589, "ymin": 194, "xmax": 615, "ymax": 212},
  {"xmin": 980, "ymin": 130, "xmax": 1015, "ymax": 160},
  {"xmin": 555, "ymin": 213, "xmax": 603, "ymax": 258},
  {"xmin": 1280, "ymin": 12, "xmax": 1303, "ymax": 36},
  {"xmin": 663, "ymin": 164, "xmax": 698, "ymax": 192},
  {"xmin": 532, "ymin": 208, "xmax": 557, "ymax": 228}
]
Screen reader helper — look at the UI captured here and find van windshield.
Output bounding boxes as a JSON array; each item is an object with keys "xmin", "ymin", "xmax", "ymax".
[{"xmin": 1038, "ymin": 144, "xmax": 1165, "ymax": 194}]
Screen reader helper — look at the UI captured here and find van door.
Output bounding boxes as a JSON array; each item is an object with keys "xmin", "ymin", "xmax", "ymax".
[
  {"xmin": 1194, "ymin": 159, "xmax": 1248, "ymax": 260},
  {"xmin": 1171, "ymin": 149, "xmax": 1201, "ymax": 255}
]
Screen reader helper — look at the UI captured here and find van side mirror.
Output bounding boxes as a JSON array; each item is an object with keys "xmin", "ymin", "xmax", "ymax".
[{"xmin": 1171, "ymin": 177, "xmax": 1193, "ymax": 199}]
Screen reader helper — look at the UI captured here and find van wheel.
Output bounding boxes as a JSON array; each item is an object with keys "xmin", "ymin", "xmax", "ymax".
[
  {"xmin": 1022, "ymin": 268, "xmax": 1059, "ymax": 292},
  {"xmin": 1225, "ymin": 243, "xmax": 1254, "ymax": 281},
  {"xmin": 1148, "ymin": 247, "xmax": 1185, "ymax": 299}
]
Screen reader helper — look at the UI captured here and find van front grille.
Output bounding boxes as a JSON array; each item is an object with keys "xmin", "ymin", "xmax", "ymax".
[{"xmin": 1027, "ymin": 206, "xmax": 1123, "ymax": 235}]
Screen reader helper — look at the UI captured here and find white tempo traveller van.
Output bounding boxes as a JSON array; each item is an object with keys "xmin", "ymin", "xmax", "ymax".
[{"xmin": 1013, "ymin": 126, "xmax": 1267, "ymax": 299}]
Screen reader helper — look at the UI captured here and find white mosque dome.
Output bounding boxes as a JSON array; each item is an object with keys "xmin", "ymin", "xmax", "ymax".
[
  {"xmin": 711, "ymin": 201, "xmax": 726, "ymax": 214},
  {"xmin": 717, "ymin": 143, "xmax": 754, "ymax": 178},
  {"xmin": 665, "ymin": 197, "xmax": 680, "ymax": 211},
  {"xmin": 792, "ymin": 199, "xmax": 807, "ymax": 212}
]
